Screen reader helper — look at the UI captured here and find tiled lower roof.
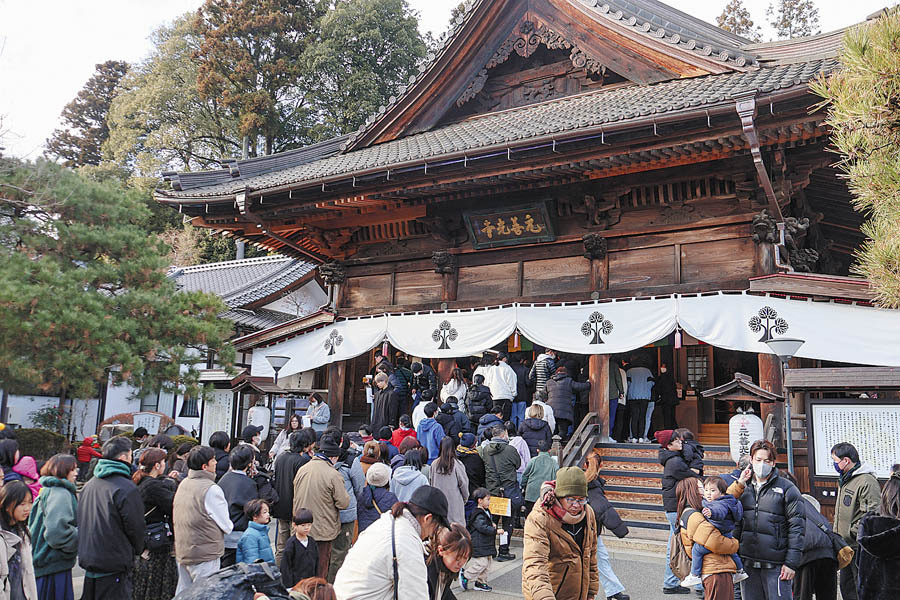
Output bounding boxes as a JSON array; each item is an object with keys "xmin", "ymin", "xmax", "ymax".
[
  {"xmin": 222, "ymin": 307, "xmax": 299, "ymax": 330},
  {"xmin": 157, "ymin": 59, "xmax": 836, "ymax": 200}
]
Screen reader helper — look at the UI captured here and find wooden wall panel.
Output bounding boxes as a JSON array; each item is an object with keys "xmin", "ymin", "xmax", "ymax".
[
  {"xmin": 681, "ymin": 238, "xmax": 756, "ymax": 285},
  {"xmin": 608, "ymin": 246, "xmax": 676, "ymax": 289},
  {"xmin": 342, "ymin": 274, "xmax": 392, "ymax": 308},
  {"xmin": 523, "ymin": 256, "xmax": 591, "ymax": 296},
  {"xmin": 394, "ymin": 270, "xmax": 443, "ymax": 305},
  {"xmin": 457, "ymin": 264, "xmax": 519, "ymax": 301}
]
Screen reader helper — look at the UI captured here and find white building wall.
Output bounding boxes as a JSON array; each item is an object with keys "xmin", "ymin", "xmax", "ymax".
[
  {"xmin": 262, "ymin": 282, "xmax": 327, "ymax": 317},
  {"xmin": 2, "ymin": 394, "xmax": 98, "ymax": 440}
]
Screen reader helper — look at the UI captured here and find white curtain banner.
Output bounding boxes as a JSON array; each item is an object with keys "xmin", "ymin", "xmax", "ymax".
[
  {"xmin": 250, "ymin": 316, "xmax": 388, "ymax": 378},
  {"xmin": 517, "ymin": 298, "xmax": 678, "ymax": 355},
  {"xmin": 677, "ymin": 292, "xmax": 900, "ymax": 367},
  {"xmin": 386, "ymin": 306, "xmax": 517, "ymax": 359}
]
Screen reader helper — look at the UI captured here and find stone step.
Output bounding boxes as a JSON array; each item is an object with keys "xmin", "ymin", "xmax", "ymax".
[
  {"xmin": 600, "ymin": 471, "xmax": 663, "ymax": 488},
  {"xmin": 601, "ymin": 531, "xmax": 669, "ymax": 550},
  {"xmin": 599, "ymin": 457, "xmax": 737, "ymax": 474},
  {"xmin": 597, "ymin": 442, "xmax": 733, "ymax": 462},
  {"xmin": 605, "ymin": 489, "xmax": 662, "ymax": 505},
  {"xmin": 615, "ymin": 506, "xmax": 669, "ymax": 523}
]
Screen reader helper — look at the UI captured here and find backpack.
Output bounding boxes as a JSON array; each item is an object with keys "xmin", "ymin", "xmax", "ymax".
[
  {"xmin": 669, "ymin": 508, "xmax": 695, "ymax": 580},
  {"xmin": 465, "ymin": 386, "xmax": 491, "ymax": 422}
]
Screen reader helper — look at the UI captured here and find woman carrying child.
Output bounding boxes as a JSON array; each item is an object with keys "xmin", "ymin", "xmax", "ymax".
[{"xmin": 675, "ymin": 477, "xmax": 739, "ymax": 600}]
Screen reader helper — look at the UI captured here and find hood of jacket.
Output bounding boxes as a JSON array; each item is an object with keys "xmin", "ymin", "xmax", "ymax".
[
  {"xmin": 418, "ymin": 418, "xmax": 444, "ymax": 437},
  {"xmin": 485, "ymin": 439, "xmax": 510, "ymax": 456},
  {"xmin": 393, "ymin": 465, "xmax": 425, "ymax": 486},
  {"xmin": 550, "ymin": 372, "xmax": 569, "ymax": 382},
  {"xmin": 479, "ymin": 414, "xmax": 502, "ymax": 427},
  {"xmin": 522, "ymin": 418, "xmax": 547, "ymax": 432},
  {"xmin": 37, "ymin": 476, "xmax": 76, "ymax": 494},
  {"xmin": 439, "ymin": 403, "xmax": 457, "ymax": 414},
  {"xmin": 535, "ymin": 353, "xmax": 552, "ymax": 364},
  {"xmin": 13, "ymin": 455, "xmax": 39, "ymax": 480},
  {"xmin": 859, "ymin": 514, "xmax": 900, "ymax": 559},
  {"xmin": 658, "ymin": 448, "xmax": 682, "ymax": 466},
  {"xmin": 93, "ymin": 458, "xmax": 132, "ymax": 479},
  {"xmin": 80, "ymin": 437, "xmax": 96, "ymax": 447}
]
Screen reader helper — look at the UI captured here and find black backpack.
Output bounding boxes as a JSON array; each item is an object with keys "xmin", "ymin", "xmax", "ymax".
[{"xmin": 173, "ymin": 562, "xmax": 289, "ymax": 600}]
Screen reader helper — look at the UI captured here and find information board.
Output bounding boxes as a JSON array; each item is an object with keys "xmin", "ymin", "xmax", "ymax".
[
  {"xmin": 133, "ymin": 412, "xmax": 161, "ymax": 435},
  {"xmin": 809, "ymin": 401, "xmax": 900, "ymax": 478},
  {"xmin": 201, "ymin": 390, "xmax": 233, "ymax": 445}
]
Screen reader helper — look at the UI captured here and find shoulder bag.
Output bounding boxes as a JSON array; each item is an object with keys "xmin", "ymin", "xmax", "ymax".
[{"xmin": 668, "ymin": 508, "xmax": 695, "ymax": 580}]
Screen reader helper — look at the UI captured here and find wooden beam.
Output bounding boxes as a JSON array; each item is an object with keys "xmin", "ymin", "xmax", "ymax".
[{"xmin": 589, "ymin": 355, "xmax": 610, "ymax": 438}]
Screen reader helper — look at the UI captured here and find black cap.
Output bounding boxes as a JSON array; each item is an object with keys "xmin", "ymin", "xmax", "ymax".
[
  {"xmin": 241, "ymin": 425, "xmax": 263, "ymax": 442},
  {"xmin": 317, "ymin": 436, "xmax": 341, "ymax": 458},
  {"xmin": 378, "ymin": 426, "xmax": 393, "ymax": 440},
  {"xmin": 409, "ymin": 485, "xmax": 450, "ymax": 528}
]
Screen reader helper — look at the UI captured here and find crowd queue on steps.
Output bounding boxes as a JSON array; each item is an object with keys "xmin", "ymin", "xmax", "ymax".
[{"xmin": 0, "ymin": 351, "xmax": 894, "ymax": 600}]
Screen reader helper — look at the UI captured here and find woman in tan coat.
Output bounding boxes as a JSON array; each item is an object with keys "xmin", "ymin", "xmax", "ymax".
[
  {"xmin": 676, "ymin": 477, "xmax": 739, "ymax": 600},
  {"xmin": 522, "ymin": 467, "xmax": 599, "ymax": 600}
]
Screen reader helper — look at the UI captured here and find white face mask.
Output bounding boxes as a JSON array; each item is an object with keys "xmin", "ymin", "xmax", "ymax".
[{"xmin": 753, "ymin": 462, "xmax": 773, "ymax": 479}]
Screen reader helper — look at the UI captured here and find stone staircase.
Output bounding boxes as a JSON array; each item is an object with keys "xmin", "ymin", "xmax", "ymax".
[{"xmin": 597, "ymin": 441, "xmax": 736, "ymax": 541}]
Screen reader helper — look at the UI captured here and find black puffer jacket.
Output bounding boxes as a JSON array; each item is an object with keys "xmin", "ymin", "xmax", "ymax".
[
  {"xmin": 659, "ymin": 448, "xmax": 696, "ymax": 513},
  {"xmin": 435, "ymin": 403, "xmax": 463, "ymax": 440},
  {"xmin": 731, "ymin": 471, "xmax": 805, "ymax": 570},
  {"xmin": 545, "ymin": 373, "xmax": 590, "ymax": 423},
  {"xmin": 797, "ymin": 497, "xmax": 836, "ymax": 566},
  {"xmin": 218, "ymin": 470, "xmax": 258, "ymax": 533},
  {"xmin": 272, "ymin": 451, "xmax": 307, "ymax": 520},
  {"xmin": 464, "ymin": 384, "xmax": 492, "ymax": 425},
  {"xmin": 467, "ymin": 507, "xmax": 497, "ymax": 558},
  {"xmin": 587, "ymin": 478, "xmax": 628, "ymax": 538},
  {"xmin": 857, "ymin": 512, "xmax": 900, "ymax": 600},
  {"xmin": 214, "ymin": 447, "xmax": 230, "ymax": 481},
  {"xmin": 137, "ymin": 475, "xmax": 176, "ymax": 525},
  {"xmin": 519, "ymin": 418, "xmax": 552, "ymax": 457},
  {"xmin": 456, "ymin": 448, "xmax": 485, "ymax": 495}
]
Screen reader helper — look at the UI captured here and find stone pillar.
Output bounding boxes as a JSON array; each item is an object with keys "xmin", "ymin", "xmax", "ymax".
[
  {"xmin": 588, "ymin": 355, "xmax": 610, "ymax": 438},
  {"xmin": 327, "ymin": 361, "xmax": 347, "ymax": 430}
]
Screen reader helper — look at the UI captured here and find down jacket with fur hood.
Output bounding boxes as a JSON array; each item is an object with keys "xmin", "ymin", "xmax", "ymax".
[{"xmin": 856, "ymin": 511, "xmax": 900, "ymax": 600}]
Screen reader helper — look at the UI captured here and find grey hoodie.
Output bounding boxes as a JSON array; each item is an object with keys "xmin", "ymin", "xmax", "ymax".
[{"xmin": 390, "ymin": 466, "xmax": 428, "ymax": 502}]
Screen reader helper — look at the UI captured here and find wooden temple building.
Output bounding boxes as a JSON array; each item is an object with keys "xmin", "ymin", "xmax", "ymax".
[{"xmin": 157, "ymin": 0, "xmax": 900, "ymax": 522}]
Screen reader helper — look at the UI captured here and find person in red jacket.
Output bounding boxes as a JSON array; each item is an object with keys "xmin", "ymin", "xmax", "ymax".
[
  {"xmin": 391, "ymin": 414, "xmax": 417, "ymax": 448},
  {"xmin": 76, "ymin": 436, "xmax": 102, "ymax": 481}
]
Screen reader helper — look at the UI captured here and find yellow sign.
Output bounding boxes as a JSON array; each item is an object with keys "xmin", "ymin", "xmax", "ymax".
[{"xmin": 489, "ymin": 496, "xmax": 511, "ymax": 517}]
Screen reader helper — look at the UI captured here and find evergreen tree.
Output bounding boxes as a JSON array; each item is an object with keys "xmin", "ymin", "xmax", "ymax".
[
  {"xmin": 45, "ymin": 60, "xmax": 129, "ymax": 167},
  {"xmin": 717, "ymin": 0, "xmax": 762, "ymax": 42},
  {"xmin": 0, "ymin": 157, "xmax": 234, "ymax": 399},
  {"xmin": 767, "ymin": 0, "xmax": 820, "ymax": 39},
  {"xmin": 811, "ymin": 9, "xmax": 900, "ymax": 307},
  {"xmin": 304, "ymin": 0, "xmax": 427, "ymax": 137}
]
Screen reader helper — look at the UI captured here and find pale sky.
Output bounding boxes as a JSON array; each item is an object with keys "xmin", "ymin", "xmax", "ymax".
[{"xmin": 0, "ymin": 0, "xmax": 889, "ymax": 159}]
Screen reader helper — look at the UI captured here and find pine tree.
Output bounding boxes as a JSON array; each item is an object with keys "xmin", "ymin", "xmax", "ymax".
[
  {"xmin": 717, "ymin": 0, "xmax": 762, "ymax": 42},
  {"xmin": 767, "ymin": 0, "xmax": 821, "ymax": 39},
  {"xmin": 45, "ymin": 60, "xmax": 129, "ymax": 167},
  {"xmin": 0, "ymin": 157, "xmax": 234, "ymax": 399},
  {"xmin": 810, "ymin": 9, "xmax": 900, "ymax": 307}
]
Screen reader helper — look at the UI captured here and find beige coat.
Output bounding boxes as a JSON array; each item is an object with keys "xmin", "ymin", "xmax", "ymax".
[
  {"xmin": 292, "ymin": 456, "xmax": 350, "ymax": 542},
  {"xmin": 0, "ymin": 528, "xmax": 37, "ymax": 600},
  {"xmin": 522, "ymin": 503, "xmax": 598, "ymax": 600}
]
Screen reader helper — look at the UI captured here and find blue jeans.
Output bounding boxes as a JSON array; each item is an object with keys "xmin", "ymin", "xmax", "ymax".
[
  {"xmin": 596, "ymin": 535, "xmax": 625, "ymax": 596},
  {"xmin": 609, "ymin": 401, "xmax": 617, "ymax": 439},
  {"xmin": 664, "ymin": 511, "xmax": 682, "ymax": 589},
  {"xmin": 644, "ymin": 401, "xmax": 655, "ymax": 438},
  {"xmin": 691, "ymin": 539, "xmax": 743, "ymax": 576},
  {"xmin": 511, "ymin": 401, "xmax": 526, "ymax": 429},
  {"xmin": 741, "ymin": 565, "xmax": 792, "ymax": 600}
]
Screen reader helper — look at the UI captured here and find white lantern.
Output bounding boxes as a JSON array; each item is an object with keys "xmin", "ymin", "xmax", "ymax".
[{"xmin": 729, "ymin": 412, "xmax": 764, "ymax": 465}]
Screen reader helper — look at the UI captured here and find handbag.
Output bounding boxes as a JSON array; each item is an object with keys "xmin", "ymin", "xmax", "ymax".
[
  {"xmin": 668, "ymin": 509, "xmax": 695, "ymax": 580},
  {"xmin": 144, "ymin": 505, "xmax": 173, "ymax": 552}
]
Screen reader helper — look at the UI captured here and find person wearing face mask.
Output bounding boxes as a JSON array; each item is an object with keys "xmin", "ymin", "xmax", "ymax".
[
  {"xmin": 652, "ymin": 363, "xmax": 678, "ymax": 431},
  {"xmin": 830, "ymin": 442, "xmax": 880, "ymax": 600},
  {"xmin": 727, "ymin": 440, "xmax": 805, "ymax": 600},
  {"xmin": 522, "ymin": 467, "xmax": 599, "ymax": 600}
]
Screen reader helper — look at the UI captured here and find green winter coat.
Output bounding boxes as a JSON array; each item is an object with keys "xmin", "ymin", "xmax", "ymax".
[
  {"xmin": 834, "ymin": 462, "xmax": 881, "ymax": 547},
  {"xmin": 521, "ymin": 452, "xmax": 558, "ymax": 503},
  {"xmin": 480, "ymin": 439, "xmax": 521, "ymax": 496},
  {"xmin": 28, "ymin": 476, "xmax": 78, "ymax": 578}
]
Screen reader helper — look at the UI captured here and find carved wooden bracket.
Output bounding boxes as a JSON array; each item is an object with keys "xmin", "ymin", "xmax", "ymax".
[
  {"xmin": 457, "ymin": 20, "xmax": 608, "ymax": 107},
  {"xmin": 582, "ymin": 233, "xmax": 608, "ymax": 260},
  {"xmin": 750, "ymin": 209, "xmax": 778, "ymax": 245},
  {"xmin": 432, "ymin": 250, "xmax": 457, "ymax": 275},
  {"xmin": 318, "ymin": 262, "xmax": 346, "ymax": 285}
]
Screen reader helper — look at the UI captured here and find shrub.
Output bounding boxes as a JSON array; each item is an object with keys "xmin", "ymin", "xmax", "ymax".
[
  {"xmin": 171, "ymin": 435, "xmax": 199, "ymax": 448},
  {"xmin": 16, "ymin": 428, "xmax": 70, "ymax": 461}
]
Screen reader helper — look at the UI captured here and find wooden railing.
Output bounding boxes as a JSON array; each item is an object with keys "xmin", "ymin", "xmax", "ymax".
[{"xmin": 558, "ymin": 412, "xmax": 601, "ymax": 468}]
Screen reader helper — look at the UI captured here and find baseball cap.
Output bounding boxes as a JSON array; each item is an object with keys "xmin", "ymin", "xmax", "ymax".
[
  {"xmin": 409, "ymin": 485, "xmax": 450, "ymax": 529},
  {"xmin": 241, "ymin": 425, "xmax": 263, "ymax": 442}
]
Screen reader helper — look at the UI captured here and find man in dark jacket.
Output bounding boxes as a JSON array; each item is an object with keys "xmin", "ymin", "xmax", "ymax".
[
  {"xmin": 545, "ymin": 366, "xmax": 590, "ymax": 439},
  {"xmin": 793, "ymin": 494, "xmax": 842, "ymax": 600},
  {"xmin": 273, "ymin": 431, "xmax": 309, "ymax": 564},
  {"xmin": 510, "ymin": 354, "xmax": 531, "ymax": 430},
  {"xmin": 371, "ymin": 373, "xmax": 395, "ymax": 431},
  {"xmin": 480, "ymin": 424, "xmax": 521, "ymax": 561},
  {"xmin": 78, "ymin": 436, "xmax": 146, "ymax": 599},
  {"xmin": 656, "ymin": 429, "xmax": 696, "ymax": 594},
  {"xmin": 208, "ymin": 431, "xmax": 231, "ymax": 481},
  {"xmin": 218, "ymin": 445, "xmax": 259, "ymax": 567},
  {"xmin": 607, "ymin": 357, "xmax": 625, "ymax": 442},
  {"xmin": 464, "ymin": 374, "xmax": 493, "ymax": 428},
  {"xmin": 651, "ymin": 364, "xmax": 678, "ymax": 430},
  {"xmin": 457, "ymin": 433, "xmax": 486, "ymax": 495},
  {"xmin": 410, "ymin": 361, "xmax": 438, "ymax": 401},
  {"xmin": 476, "ymin": 404, "xmax": 504, "ymax": 442},
  {"xmin": 435, "ymin": 401, "xmax": 465, "ymax": 440},
  {"xmin": 730, "ymin": 440, "xmax": 805, "ymax": 600}
]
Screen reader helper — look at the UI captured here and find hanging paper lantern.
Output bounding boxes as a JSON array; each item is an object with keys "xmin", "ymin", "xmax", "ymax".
[{"xmin": 729, "ymin": 411, "xmax": 764, "ymax": 464}]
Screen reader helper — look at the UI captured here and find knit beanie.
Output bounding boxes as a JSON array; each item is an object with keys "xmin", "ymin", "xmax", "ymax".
[
  {"xmin": 366, "ymin": 462, "xmax": 391, "ymax": 488},
  {"xmin": 656, "ymin": 429, "xmax": 675, "ymax": 448},
  {"xmin": 555, "ymin": 467, "xmax": 588, "ymax": 498}
]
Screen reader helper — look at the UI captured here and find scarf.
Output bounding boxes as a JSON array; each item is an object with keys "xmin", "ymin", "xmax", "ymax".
[
  {"xmin": 457, "ymin": 446, "xmax": 480, "ymax": 456},
  {"xmin": 540, "ymin": 481, "xmax": 587, "ymax": 525}
]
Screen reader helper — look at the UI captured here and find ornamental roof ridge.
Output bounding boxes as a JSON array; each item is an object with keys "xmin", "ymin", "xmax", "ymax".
[{"xmin": 175, "ymin": 255, "xmax": 291, "ymax": 274}]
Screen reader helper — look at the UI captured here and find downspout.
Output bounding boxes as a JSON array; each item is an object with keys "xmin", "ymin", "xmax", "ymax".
[{"xmin": 734, "ymin": 93, "xmax": 793, "ymax": 273}]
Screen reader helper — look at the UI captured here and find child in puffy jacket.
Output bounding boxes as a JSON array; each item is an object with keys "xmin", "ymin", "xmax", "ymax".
[
  {"xmin": 237, "ymin": 499, "xmax": 275, "ymax": 564},
  {"xmin": 675, "ymin": 427, "xmax": 704, "ymax": 476},
  {"xmin": 680, "ymin": 476, "xmax": 747, "ymax": 587}
]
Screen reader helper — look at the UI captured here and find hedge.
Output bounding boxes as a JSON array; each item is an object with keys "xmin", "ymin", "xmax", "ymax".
[{"xmin": 16, "ymin": 428, "xmax": 71, "ymax": 461}]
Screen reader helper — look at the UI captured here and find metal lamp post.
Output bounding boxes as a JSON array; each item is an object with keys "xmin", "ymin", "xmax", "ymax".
[
  {"xmin": 764, "ymin": 337, "xmax": 805, "ymax": 473},
  {"xmin": 265, "ymin": 355, "xmax": 291, "ymax": 386}
]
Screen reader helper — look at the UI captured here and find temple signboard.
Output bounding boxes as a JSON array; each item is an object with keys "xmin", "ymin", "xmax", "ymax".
[{"xmin": 464, "ymin": 202, "xmax": 555, "ymax": 249}]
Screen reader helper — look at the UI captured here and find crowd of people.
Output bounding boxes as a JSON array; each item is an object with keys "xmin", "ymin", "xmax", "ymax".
[{"xmin": 656, "ymin": 426, "xmax": 900, "ymax": 600}]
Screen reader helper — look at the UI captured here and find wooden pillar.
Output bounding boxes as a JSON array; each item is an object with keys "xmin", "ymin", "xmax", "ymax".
[
  {"xmin": 327, "ymin": 360, "xmax": 347, "ymax": 430},
  {"xmin": 435, "ymin": 359, "xmax": 456, "ymax": 386},
  {"xmin": 758, "ymin": 353, "xmax": 783, "ymax": 444},
  {"xmin": 589, "ymin": 355, "xmax": 610, "ymax": 438}
]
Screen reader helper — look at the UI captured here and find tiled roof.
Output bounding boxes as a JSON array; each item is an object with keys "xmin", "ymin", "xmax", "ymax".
[
  {"xmin": 157, "ymin": 58, "xmax": 836, "ymax": 200},
  {"xmin": 221, "ymin": 307, "xmax": 300, "ymax": 330}
]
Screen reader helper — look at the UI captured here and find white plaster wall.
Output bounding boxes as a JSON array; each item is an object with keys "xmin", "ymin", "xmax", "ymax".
[{"xmin": 2, "ymin": 393, "xmax": 98, "ymax": 440}]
